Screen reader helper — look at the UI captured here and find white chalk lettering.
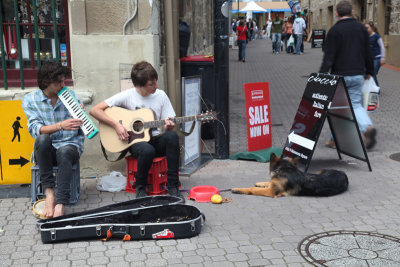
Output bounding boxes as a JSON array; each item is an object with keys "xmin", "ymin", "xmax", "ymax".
[
  {"xmin": 312, "ymin": 93, "xmax": 328, "ymax": 101},
  {"xmin": 312, "ymin": 101, "xmax": 324, "ymax": 110},
  {"xmin": 308, "ymin": 75, "xmax": 337, "ymax": 86},
  {"xmin": 314, "ymin": 111, "xmax": 321, "ymax": 118},
  {"xmin": 284, "ymin": 147, "xmax": 308, "ymax": 160}
]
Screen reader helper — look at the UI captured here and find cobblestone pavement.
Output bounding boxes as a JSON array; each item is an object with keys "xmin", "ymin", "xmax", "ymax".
[{"xmin": 1, "ymin": 38, "xmax": 400, "ymax": 267}]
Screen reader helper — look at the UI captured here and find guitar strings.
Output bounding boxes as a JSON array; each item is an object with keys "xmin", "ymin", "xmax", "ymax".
[{"xmin": 198, "ymin": 93, "xmax": 227, "ymax": 136}]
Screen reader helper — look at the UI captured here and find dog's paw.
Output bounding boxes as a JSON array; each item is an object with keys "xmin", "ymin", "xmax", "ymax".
[{"xmin": 231, "ymin": 188, "xmax": 242, "ymax": 194}]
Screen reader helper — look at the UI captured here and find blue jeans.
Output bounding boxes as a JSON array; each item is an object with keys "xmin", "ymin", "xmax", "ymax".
[
  {"xmin": 294, "ymin": 34, "xmax": 303, "ymax": 54},
  {"xmin": 344, "ymin": 75, "xmax": 372, "ymax": 133},
  {"xmin": 237, "ymin": 40, "xmax": 246, "ymax": 60},
  {"xmin": 272, "ymin": 33, "xmax": 282, "ymax": 52},
  {"xmin": 373, "ymin": 57, "xmax": 381, "ymax": 86},
  {"xmin": 129, "ymin": 131, "xmax": 180, "ymax": 190},
  {"xmin": 34, "ymin": 135, "xmax": 79, "ymax": 205}
]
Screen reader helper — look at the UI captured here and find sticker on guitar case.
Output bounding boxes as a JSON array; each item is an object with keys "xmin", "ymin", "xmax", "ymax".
[{"xmin": 152, "ymin": 229, "xmax": 175, "ymax": 239}]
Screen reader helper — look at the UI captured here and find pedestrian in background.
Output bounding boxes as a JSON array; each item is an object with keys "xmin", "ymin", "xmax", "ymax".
[
  {"xmin": 293, "ymin": 11, "xmax": 306, "ymax": 55},
  {"xmin": 365, "ymin": 22, "xmax": 385, "ymax": 87},
  {"xmin": 236, "ymin": 20, "xmax": 248, "ymax": 62},
  {"xmin": 320, "ymin": 0, "xmax": 377, "ymax": 149},
  {"xmin": 271, "ymin": 13, "xmax": 284, "ymax": 54},
  {"xmin": 283, "ymin": 16, "xmax": 294, "ymax": 53},
  {"xmin": 266, "ymin": 19, "xmax": 272, "ymax": 39}
]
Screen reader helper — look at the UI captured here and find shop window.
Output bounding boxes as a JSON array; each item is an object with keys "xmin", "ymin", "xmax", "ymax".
[{"xmin": 1, "ymin": 0, "xmax": 71, "ymax": 88}]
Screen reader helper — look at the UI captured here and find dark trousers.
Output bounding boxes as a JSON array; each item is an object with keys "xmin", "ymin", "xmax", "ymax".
[
  {"xmin": 237, "ymin": 40, "xmax": 246, "ymax": 61},
  {"xmin": 34, "ymin": 134, "xmax": 79, "ymax": 205},
  {"xmin": 373, "ymin": 57, "xmax": 381, "ymax": 87},
  {"xmin": 129, "ymin": 131, "xmax": 180, "ymax": 191}
]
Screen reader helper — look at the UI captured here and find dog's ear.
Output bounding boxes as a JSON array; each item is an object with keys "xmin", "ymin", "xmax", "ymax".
[
  {"xmin": 269, "ymin": 153, "xmax": 280, "ymax": 173},
  {"xmin": 288, "ymin": 156, "xmax": 300, "ymax": 166}
]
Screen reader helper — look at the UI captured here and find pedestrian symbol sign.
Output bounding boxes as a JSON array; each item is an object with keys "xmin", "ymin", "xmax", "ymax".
[{"xmin": 0, "ymin": 100, "xmax": 34, "ymax": 184}]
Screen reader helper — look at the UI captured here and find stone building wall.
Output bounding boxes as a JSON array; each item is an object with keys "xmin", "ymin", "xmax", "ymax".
[
  {"xmin": 304, "ymin": 0, "xmax": 400, "ymax": 67},
  {"xmin": 178, "ymin": 0, "xmax": 214, "ymax": 56},
  {"xmin": 389, "ymin": 0, "xmax": 400, "ymax": 34}
]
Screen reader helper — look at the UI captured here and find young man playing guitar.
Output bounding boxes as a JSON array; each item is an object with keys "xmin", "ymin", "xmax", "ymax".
[{"xmin": 90, "ymin": 61, "xmax": 183, "ymax": 201}]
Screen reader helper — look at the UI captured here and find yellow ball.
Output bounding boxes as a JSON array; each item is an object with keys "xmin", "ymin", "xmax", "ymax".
[{"xmin": 211, "ymin": 194, "xmax": 222, "ymax": 204}]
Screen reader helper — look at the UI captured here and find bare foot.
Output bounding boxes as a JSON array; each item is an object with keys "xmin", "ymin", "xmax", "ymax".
[
  {"xmin": 43, "ymin": 188, "xmax": 56, "ymax": 218},
  {"xmin": 53, "ymin": 204, "xmax": 65, "ymax": 218}
]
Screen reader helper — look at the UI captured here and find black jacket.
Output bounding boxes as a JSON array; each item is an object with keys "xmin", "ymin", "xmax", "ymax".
[{"xmin": 320, "ymin": 18, "xmax": 374, "ymax": 76}]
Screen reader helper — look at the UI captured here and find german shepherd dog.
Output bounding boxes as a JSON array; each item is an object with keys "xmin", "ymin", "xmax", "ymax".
[{"xmin": 232, "ymin": 153, "xmax": 349, "ymax": 197}]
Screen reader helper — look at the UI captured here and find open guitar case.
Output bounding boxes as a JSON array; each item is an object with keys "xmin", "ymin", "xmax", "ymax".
[{"xmin": 38, "ymin": 196, "xmax": 205, "ymax": 243}]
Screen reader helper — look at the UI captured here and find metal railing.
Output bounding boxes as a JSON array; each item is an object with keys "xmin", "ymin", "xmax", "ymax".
[{"xmin": 0, "ymin": 0, "xmax": 65, "ymax": 90}]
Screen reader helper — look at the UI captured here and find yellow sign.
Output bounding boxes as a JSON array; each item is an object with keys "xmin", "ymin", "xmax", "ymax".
[{"xmin": 0, "ymin": 100, "xmax": 34, "ymax": 184}]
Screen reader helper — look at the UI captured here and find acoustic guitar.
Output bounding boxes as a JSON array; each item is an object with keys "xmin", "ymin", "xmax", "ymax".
[{"xmin": 99, "ymin": 107, "xmax": 216, "ymax": 153}]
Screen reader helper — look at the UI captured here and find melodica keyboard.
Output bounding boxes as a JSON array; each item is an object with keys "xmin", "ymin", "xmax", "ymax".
[{"xmin": 57, "ymin": 87, "xmax": 99, "ymax": 139}]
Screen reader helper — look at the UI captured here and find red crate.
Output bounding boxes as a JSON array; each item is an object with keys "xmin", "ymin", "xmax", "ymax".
[{"xmin": 125, "ymin": 156, "xmax": 168, "ymax": 195}]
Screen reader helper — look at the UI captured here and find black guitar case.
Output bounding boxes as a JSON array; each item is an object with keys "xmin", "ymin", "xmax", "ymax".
[{"xmin": 38, "ymin": 196, "xmax": 204, "ymax": 243}]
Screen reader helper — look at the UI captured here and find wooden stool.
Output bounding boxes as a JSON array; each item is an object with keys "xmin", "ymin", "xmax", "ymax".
[
  {"xmin": 30, "ymin": 162, "xmax": 80, "ymax": 206},
  {"xmin": 125, "ymin": 156, "xmax": 168, "ymax": 195}
]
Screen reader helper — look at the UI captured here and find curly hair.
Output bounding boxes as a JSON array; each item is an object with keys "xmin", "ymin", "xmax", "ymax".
[
  {"xmin": 37, "ymin": 61, "xmax": 71, "ymax": 90},
  {"xmin": 130, "ymin": 61, "xmax": 158, "ymax": 87}
]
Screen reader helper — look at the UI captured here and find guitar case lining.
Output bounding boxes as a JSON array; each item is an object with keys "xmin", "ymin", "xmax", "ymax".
[{"xmin": 38, "ymin": 196, "xmax": 204, "ymax": 243}]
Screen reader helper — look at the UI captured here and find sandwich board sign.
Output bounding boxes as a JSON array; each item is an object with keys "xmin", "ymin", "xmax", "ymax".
[
  {"xmin": 0, "ymin": 100, "xmax": 34, "ymax": 184},
  {"xmin": 244, "ymin": 82, "xmax": 272, "ymax": 151},
  {"xmin": 282, "ymin": 73, "xmax": 371, "ymax": 172}
]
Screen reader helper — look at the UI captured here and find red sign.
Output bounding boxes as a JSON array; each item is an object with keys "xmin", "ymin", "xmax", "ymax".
[{"xmin": 244, "ymin": 82, "xmax": 272, "ymax": 151}]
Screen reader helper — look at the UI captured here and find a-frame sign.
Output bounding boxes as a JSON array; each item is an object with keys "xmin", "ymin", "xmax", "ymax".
[{"xmin": 282, "ymin": 73, "xmax": 372, "ymax": 172}]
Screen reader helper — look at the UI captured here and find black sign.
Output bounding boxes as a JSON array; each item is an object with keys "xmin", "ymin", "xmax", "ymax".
[
  {"xmin": 311, "ymin": 29, "xmax": 325, "ymax": 48},
  {"xmin": 282, "ymin": 73, "xmax": 371, "ymax": 172}
]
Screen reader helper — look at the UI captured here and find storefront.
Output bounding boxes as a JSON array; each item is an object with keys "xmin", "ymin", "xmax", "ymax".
[{"xmin": 1, "ymin": 0, "xmax": 71, "ymax": 88}]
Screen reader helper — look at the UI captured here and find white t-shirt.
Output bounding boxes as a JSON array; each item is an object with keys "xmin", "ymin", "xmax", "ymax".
[{"xmin": 105, "ymin": 88, "xmax": 176, "ymax": 136}]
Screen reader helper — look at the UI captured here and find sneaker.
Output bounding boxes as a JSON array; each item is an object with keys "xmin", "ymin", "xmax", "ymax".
[
  {"xmin": 364, "ymin": 127, "xmax": 377, "ymax": 149},
  {"xmin": 325, "ymin": 140, "xmax": 336, "ymax": 149},
  {"xmin": 168, "ymin": 187, "xmax": 185, "ymax": 203},
  {"xmin": 136, "ymin": 187, "xmax": 147, "ymax": 199}
]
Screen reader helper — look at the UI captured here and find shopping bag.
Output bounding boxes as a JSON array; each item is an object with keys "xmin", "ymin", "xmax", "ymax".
[
  {"xmin": 362, "ymin": 78, "xmax": 380, "ymax": 112},
  {"xmin": 288, "ymin": 35, "xmax": 294, "ymax": 46}
]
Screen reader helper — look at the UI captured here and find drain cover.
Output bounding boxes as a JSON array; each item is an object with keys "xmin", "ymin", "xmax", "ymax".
[
  {"xmin": 298, "ymin": 231, "xmax": 400, "ymax": 266},
  {"xmin": 390, "ymin": 153, "xmax": 400, "ymax": 162}
]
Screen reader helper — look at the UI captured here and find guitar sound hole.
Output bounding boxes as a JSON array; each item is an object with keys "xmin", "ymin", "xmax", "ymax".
[{"xmin": 132, "ymin": 120, "xmax": 144, "ymax": 133}]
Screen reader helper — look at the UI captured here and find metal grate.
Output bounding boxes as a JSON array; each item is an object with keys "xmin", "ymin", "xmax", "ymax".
[{"xmin": 298, "ymin": 231, "xmax": 400, "ymax": 266}]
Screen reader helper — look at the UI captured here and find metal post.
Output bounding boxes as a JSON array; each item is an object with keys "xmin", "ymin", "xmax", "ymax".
[
  {"xmin": 0, "ymin": 2, "xmax": 8, "ymax": 89},
  {"xmin": 214, "ymin": 0, "xmax": 230, "ymax": 159},
  {"xmin": 32, "ymin": 0, "xmax": 41, "ymax": 69},
  {"xmin": 13, "ymin": 0, "xmax": 24, "ymax": 89},
  {"xmin": 51, "ymin": 0, "xmax": 60, "ymax": 62}
]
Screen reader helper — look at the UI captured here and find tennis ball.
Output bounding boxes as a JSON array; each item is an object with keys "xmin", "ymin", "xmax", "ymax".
[{"xmin": 211, "ymin": 194, "xmax": 222, "ymax": 204}]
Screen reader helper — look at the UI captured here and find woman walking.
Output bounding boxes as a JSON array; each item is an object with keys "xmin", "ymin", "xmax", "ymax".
[
  {"xmin": 365, "ymin": 22, "xmax": 385, "ymax": 87},
  {"xmin": 236, "ymin": 20, "xmax": 248, "ymax": 62}
]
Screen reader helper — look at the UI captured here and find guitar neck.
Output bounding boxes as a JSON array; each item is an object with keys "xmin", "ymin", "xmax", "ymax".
[{"xmin": 144, "ymin": 115, "xmax": 199, "ymax": 129}]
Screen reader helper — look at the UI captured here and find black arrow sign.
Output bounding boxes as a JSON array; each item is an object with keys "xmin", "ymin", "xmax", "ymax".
[{"xmin": 9, "ymin": 156, "xmax": 29, "ymax": 167}]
